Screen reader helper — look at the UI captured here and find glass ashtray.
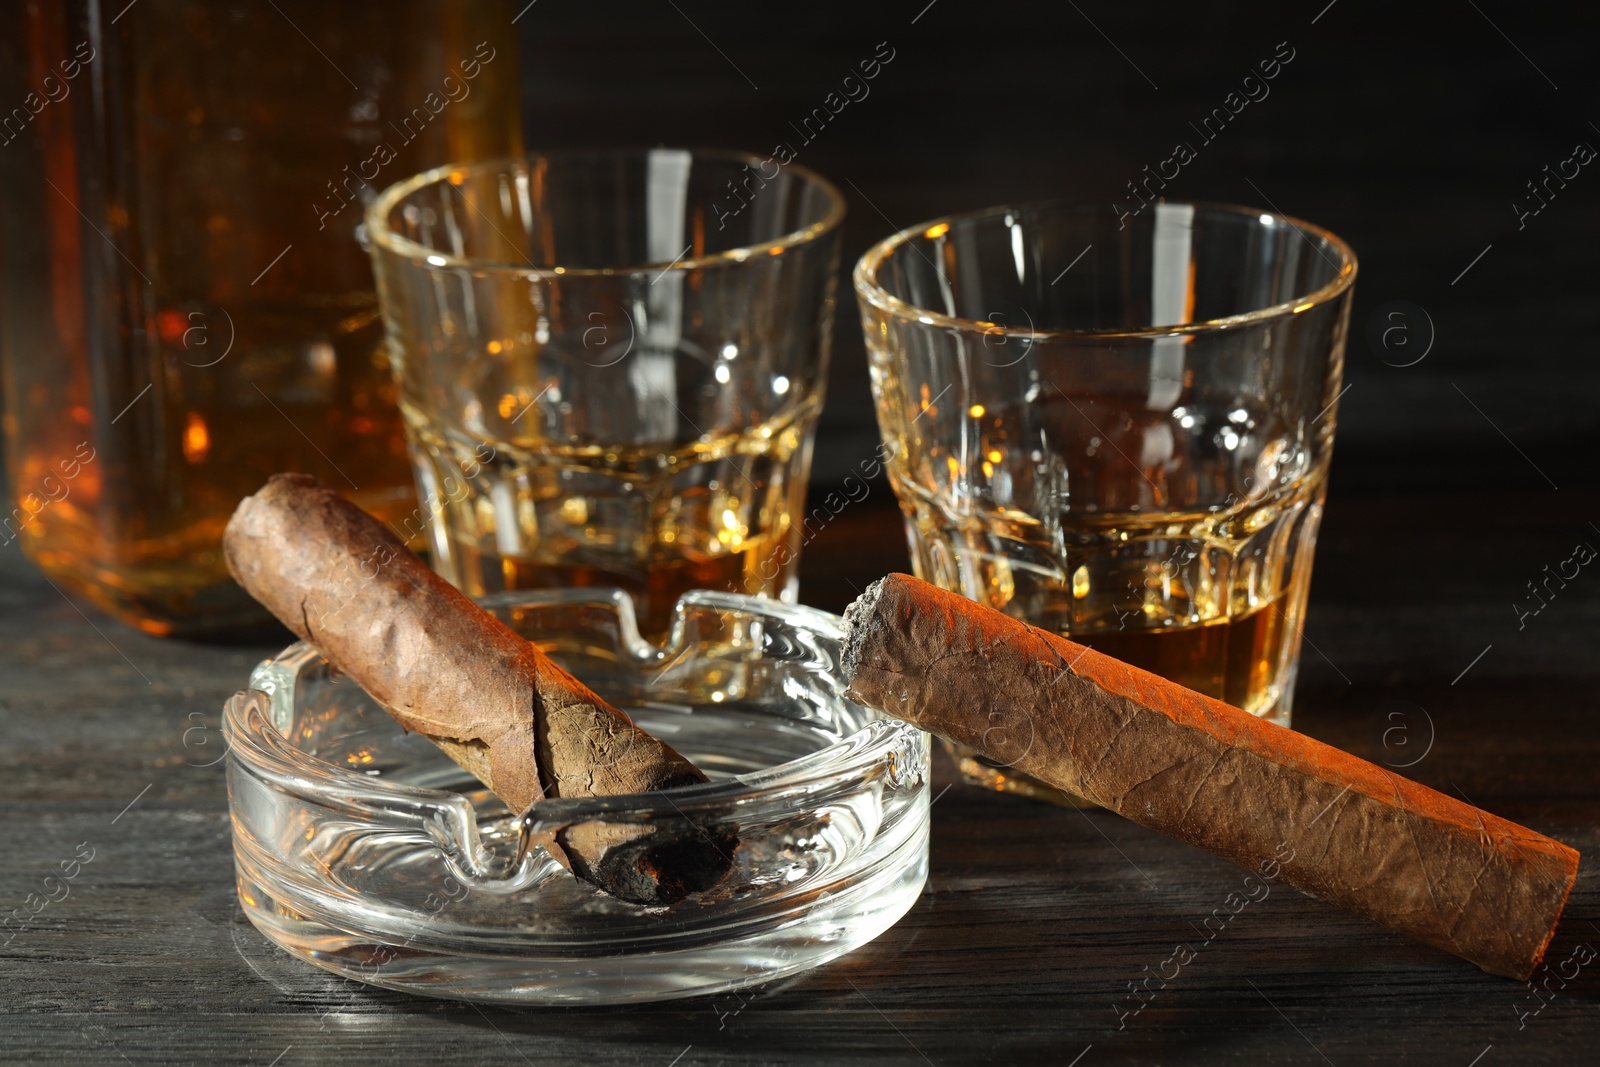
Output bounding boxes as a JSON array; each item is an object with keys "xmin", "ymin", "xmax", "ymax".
[{"xmin": 225, "ymin": 589, "xmax": 930, "ymax": 1005}]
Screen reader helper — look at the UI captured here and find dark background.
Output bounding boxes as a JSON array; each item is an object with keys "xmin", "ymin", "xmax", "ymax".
[{"xmin": 511, "ymin": 0, "xmax": 1598, "ymax": 498}]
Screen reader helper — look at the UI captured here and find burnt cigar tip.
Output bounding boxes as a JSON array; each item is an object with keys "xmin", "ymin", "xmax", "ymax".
[
  {"xmin": 840, "ymin": 576, "xmax": 888, "ymax": 682},
  {"xmin": 570, "ymin": 827, "xmax": 738, "ymax": 906}
]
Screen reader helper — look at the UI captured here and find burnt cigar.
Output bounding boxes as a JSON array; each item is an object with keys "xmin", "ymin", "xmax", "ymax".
[
  {"xmin": 841, "ymin": 573, "xmax": 1579, "ymax": 980},
  {"xmin": 223, "ymin": 473, "xmax": 734, "ymax": 905}
]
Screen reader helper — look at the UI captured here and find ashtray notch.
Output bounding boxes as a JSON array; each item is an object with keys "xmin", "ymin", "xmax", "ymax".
[{"xmin": 225, "ymin": 589, "xmax": 930, "ymax": 1005}]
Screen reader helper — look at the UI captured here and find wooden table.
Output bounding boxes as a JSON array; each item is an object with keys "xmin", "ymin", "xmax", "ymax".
[{"xmin": 3, "ymin": 489, "xmax": 1596, "ymax": 1065}]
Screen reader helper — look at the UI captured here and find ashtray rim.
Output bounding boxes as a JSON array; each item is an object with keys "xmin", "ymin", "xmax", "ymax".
[
  {"xmin": 226, "ymin": 587, "xmax": 920, "ymax": 825},
  {"xmin": 223, "ymin": 586, "xmax": 932, "ymax": 1004}
]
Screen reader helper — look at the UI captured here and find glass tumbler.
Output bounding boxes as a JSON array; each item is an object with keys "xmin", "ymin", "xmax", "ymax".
[
  {"xmin": 854, "ymin": 200, "xmax": 1356, "ymax": 803},
  {"xmin": 365, "ymin": 150, "xmax": 844, "ymax": 637}
]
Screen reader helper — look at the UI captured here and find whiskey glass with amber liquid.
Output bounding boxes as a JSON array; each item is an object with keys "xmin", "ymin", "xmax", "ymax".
[
  {"xmin": 0, "ymin": 0, "xmax": 521, "ymax": 635},
  {"xmin": 365, "ymin": 150, "xmax": 844, "ymax": 638},
  {"xmin": 854, "ymin": 201, "xmax": 1356, "ymax": 803}
]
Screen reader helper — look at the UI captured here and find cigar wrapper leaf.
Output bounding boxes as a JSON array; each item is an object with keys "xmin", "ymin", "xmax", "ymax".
[
  {"xmin": 223, "ymin": 473, "xmax": 734, "ymax": 904},
  {"xmin": 842, "ymin": 574, "xmax": 1579, "ymax": 980}
]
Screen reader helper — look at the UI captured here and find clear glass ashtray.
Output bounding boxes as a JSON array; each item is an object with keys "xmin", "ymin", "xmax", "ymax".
[{"xmin": 224, "ymin": 589, "xmax": 930, "ymax": 1005}]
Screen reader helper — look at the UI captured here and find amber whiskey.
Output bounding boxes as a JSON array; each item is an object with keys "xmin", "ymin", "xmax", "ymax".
[
  {"xmin": 907, "ymin": 481, "xmax": 1324, "ymax": 805},
  {"xmin": 0, "ymin": 0, "xmax": 522, "ymax": 634},
  {"xmin": 405, "ymin": 401, "xmax": 819, "ymax": 642}
]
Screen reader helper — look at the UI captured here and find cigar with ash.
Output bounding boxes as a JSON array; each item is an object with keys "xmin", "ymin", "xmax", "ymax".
[
  {"xmin": 224, "ymin": 473, "xmax": 733, "ymax": 905},
  {"xmin": 841, "ymin": 573, "xmax": 1580, "ymax": 980}
]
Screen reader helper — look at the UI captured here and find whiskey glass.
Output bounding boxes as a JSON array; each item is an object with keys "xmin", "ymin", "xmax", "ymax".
[
  {"xmin": 365, "ymin": 150, "xmax": 844, "ymax": 637},
  {"xmin": 854, "ymin": 201, "xmax": 1356, "ymax": 803}
]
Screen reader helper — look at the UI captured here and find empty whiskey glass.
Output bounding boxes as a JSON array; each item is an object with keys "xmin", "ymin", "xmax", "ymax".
[
  {"xmin": 854, "ymin": 200, "xmax": 1356, "ymax": 803},
  {"xmin": 366, "ymin": 150, "xmax": 844, "ymax": 637}
]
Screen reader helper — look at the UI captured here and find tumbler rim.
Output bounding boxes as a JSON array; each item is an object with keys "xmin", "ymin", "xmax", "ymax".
[
  {"xmin": 366, "ymin": 147, "xmax": 847, "ymax": 277},
  {"xmin": 852, "ymin": 198, "xmax": 1358, "ymax": 341}
]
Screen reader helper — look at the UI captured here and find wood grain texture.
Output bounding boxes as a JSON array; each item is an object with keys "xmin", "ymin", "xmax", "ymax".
[{"xmin": 3, "ymin": 490, "xmax": 1599, "ymax": 1065}]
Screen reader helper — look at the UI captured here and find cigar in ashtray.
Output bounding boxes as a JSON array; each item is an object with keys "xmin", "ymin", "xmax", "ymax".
[
  {"xmin": 223, "ymin": 473, "xmax": 734, "ymax": 905},
  {"xmin": 840, "ymin": 573, "xmax": 1580, "ymax": 980}
]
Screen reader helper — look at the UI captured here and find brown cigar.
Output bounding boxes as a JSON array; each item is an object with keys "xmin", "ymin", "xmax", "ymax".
[
  {"xmin": 841, "ymin": 574, "xmax": 1579, "ymax": 980},
  {"xmin": 223, "ymin": 473, "xmax": 733, "ymax": 905}
]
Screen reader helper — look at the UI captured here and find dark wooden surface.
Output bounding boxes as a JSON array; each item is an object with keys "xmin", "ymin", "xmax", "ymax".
[{"xmin": 3, "ymin": 488, "xmax": 1598, "ymax": 1066}]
